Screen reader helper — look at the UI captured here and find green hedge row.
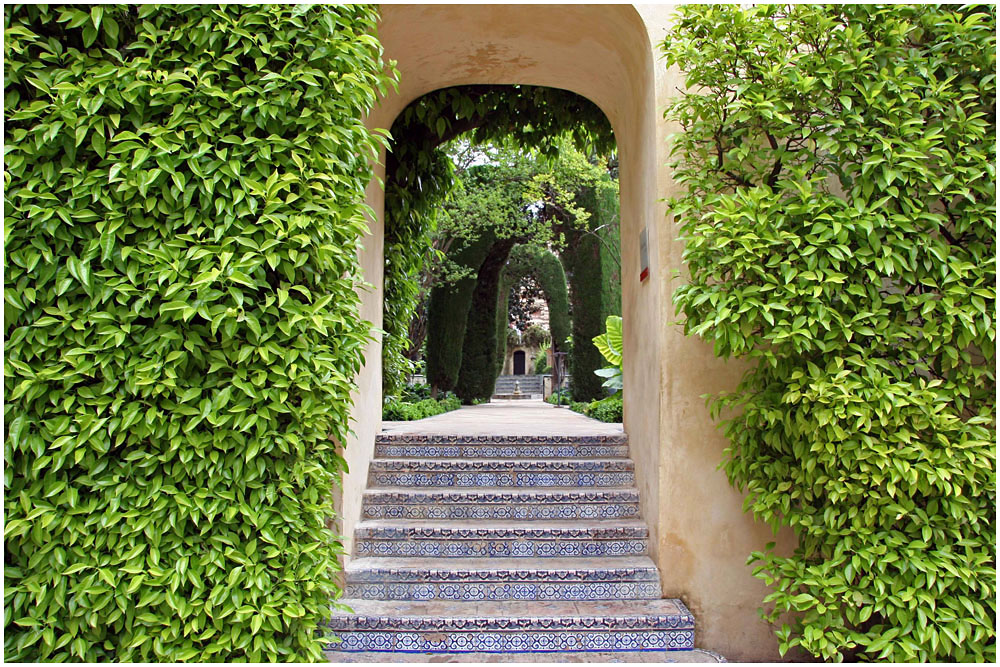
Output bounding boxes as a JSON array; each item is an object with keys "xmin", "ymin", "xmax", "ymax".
[
  {"xmin": 4, "ymin": 5, "xmax": 392, "ymax": 661},
  {"xmin": 382, "ymin": 396, "xmax": 461, "ymax": 421}
]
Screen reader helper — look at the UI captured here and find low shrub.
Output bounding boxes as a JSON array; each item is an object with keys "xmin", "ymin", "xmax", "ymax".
[
  {"xmin": 569, "ymin": 402, "xmax": 588, "ymax": 415},
  {"xmin": 382, "ymin": 395, "xmax": 460, "ymax": 421},
  {"xmin": 400, "ymin": 382, "xmax": 433, "ymax": 402},
  {"xmin": 545, "ymin": 389, "xmax": 571, "ymax": 405},
  {"xmin": 585, "ymin": 396, "xmax": 623, "ymax": 423}
]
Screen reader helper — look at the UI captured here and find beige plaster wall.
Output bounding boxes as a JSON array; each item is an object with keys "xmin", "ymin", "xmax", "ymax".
[{"xmin": 339, "ymin": 4, "xmax": 795, "ymax": 660}]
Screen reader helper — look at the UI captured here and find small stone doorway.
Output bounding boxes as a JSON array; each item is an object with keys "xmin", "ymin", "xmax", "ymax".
[{"xmin": 513, "ymin": 350, "xmax": 526, "ymax": 375}]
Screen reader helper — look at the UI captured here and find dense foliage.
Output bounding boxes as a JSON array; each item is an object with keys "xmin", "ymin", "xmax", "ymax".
[
  {"xmin": 454, "ymin": 239, "xmax": 516, "ymax": 403},
  {"xmin": 382, "ymin": 394, "xmax": 460, "ymax": 422},
  {"xmin": 558, "ymin": 185, "xmax": 621, "ymax": 401},
  {"xmin": 381, "ymin": 86, "xmax": 614, "ymax": 396},
  {"xmin": 663, "ymin": 4, "xmax": 995, "ymax": 661},
  {"xmin": 593, "ymin": 315, "xmax": 623, "ymax": 394},
  {"xmin": 4, "ymin": 5, "xmax": 393, "ymax": 661}
]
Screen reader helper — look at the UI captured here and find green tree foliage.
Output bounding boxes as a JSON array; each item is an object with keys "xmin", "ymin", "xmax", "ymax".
[
  {"xmin": 4, "ymin": 5, "xmax": 393, "ymax": 661},
  {"xmin": 454, "ymin": 239, "xmax": 517, "ymax": 403},
  {"xmin": 424, "ymin": 230, "xmax": 496, "ymax": 394},
  {"xmin": 663, "ymin": 4, "xmax": 995, "ymax": 661},
  {"xmin": 382, "ymin": 85, "xmax": 614, "ymax": 396},
  {"xmin": 527, "ymin": 144, "xmax": 621, "ymax": 402}
]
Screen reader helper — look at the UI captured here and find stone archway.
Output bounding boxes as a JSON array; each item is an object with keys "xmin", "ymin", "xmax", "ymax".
[{"xmin": 336, "ymin": 4, "xmax": 793, "ymax": 661}]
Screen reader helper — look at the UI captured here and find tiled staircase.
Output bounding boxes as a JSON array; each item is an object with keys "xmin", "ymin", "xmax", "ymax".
[{"xmin": 327, "ymin": 433, "xmax": 702, "ymax": 659}]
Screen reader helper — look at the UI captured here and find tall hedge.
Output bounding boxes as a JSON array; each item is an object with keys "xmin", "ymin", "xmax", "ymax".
[
  {"xmin": 454, "ymin": 239, "xmax": 516, "ymax": 403},
  {"xmin": 561, "ymin": 185, "xmax": 620, "ymax": 402},
  {"xmin": 664, "ymin": 4, "xmax": 995, "ymax": 661},
  {"xmin": 4, "ymin": 5, "xmax": 393, "ymax": 661},
  {"xmin": 425, "ymin": 230, "xmax": 495, "ymax": 394}
]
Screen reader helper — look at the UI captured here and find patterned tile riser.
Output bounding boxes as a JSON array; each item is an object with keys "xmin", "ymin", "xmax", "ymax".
[
  {"xmin": 328, "ymin": 630, "xmax": 695, "ymax": 652},
  {"xmin": 347, "ymin": 567, "xmax": 660, "ymax": 584},
  {"xmin": 367, "ymin": 472, "xmax": 636, "ymax": 487},
  {"xmin": 344, "ymin": 581, "xmax": 663, "ymax": 601},
  {"xmin": 365, "ymin": 490, "xmax": 640, "ymax": 504},
  {"xmin": 375, "ymin": 445, "xmax": 631, "ymax": 458},
  {"xmin": 355, "ymin": 525, "xmax": 647, "ymax": 540},
  {"xmin": 354, "ymin": 540, "xmax": 648, "ymax": 558},
  {"xmin": 375, "ymin": 435, "xmax": 628, "ymax": 445},
  {"xmin": 370, "ymin": 460, "xmax": 634, "ymax": 472},
  {"xmin": 362, "ymin": 503, "xmax": 640, "ymax": 520}
]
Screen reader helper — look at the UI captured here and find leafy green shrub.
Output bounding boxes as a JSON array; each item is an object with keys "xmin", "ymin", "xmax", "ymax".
[
  {"xmin": 593, "ymin": 315, "xmax": 623, "ymax": 393},
  {"xmin": 400, "ymin": 382, "xmax": 433, "ymax": 402},
  {"xmin": 546, "ymin": 388, "xmax": 572, "ymax": 405},
  {"xmin": 3, "ymin": 5, "xmax": 392, "ymax": 661},
  {"xmin": 382, "ymin": 396, "xmax": 461, "ymax": 421},
  {"xmin": 568, "ymin": 401, "xmax": 588, "ymax": 415},
  {"xmin": 663, "ymin": 4, "xmax": 995, "ymax": 661},
  {"xmin": 585, "ymin": 396, "xmax": 623, "ymax": 423},
  {"xmin": 533, "ymin": 341, "xmax": 552, "ymax": 375}
]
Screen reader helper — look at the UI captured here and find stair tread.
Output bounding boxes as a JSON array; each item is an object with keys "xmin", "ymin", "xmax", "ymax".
[
  {"xmin": 370, "ymin": 458, "xmax": 633, "ymax": 467},
  {"xmin": 364, "ymin": 486, "xmax": 639, "ymax": 495},
  {"xmin": 357, "ymin": 519, "xmax": 647, "ymax": 530},
  {"xmin": 331, "ymin": 599, "xmax": 691, "ymax": 621},
  {"xmin": 375, "ymin": 434, "xmax": 628, "ymax": 444},
  {"xmin": 346, "ymin": 556, "xmax": 659, "ymax": 574}
]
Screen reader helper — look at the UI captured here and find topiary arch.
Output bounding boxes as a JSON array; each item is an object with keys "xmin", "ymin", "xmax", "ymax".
[{"xmin": 497, "ymin": 244, "xmax": 572, "ymax": 374}]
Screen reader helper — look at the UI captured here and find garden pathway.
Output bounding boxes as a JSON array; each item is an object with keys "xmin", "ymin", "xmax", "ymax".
[{"xmin": 380, "ymin": 398, "xmax": 624, "ymax": 437}]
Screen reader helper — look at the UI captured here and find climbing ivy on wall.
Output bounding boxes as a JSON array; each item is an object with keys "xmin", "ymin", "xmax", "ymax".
[
  {"xmin": 664, "ymin": 4, "xmax": 995, "ymax": 661},
  {"xmin": 382, "ymin": 85, "xmax": 614, "ymax": 397},
  {"xmin": 4, "ymin": 4, "xmax": 393, "ymax": 661}
]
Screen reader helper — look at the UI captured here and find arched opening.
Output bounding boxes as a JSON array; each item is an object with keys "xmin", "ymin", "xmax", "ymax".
[
  {"xmin": 334, "ymin": 5, "xmax": 794, "ymax": 660},
  {"xmin": 345, "ymin": 0, "xmax": 660, "ymax": 566}
]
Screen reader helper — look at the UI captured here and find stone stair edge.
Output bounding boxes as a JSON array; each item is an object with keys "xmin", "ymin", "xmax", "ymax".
[
  {"xmin": 330, "ymin": 599, "xmax": 693, "ymax": 626},
  {"xmin": 375, "ymin": 434, "xmax": 627, "ymax": 445},
  {"xmin": 369, "ymin": 459, "xmax": 634, "ymax": 470}
]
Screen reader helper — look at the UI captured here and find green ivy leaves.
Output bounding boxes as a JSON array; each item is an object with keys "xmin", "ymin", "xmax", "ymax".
[
  {"xmin": 4, "ymin": 4, "xmax": 394, "ymax": 661},
  {"xmin": 663, "ymin": 4, "xmax": 995, "ymax": 662}
]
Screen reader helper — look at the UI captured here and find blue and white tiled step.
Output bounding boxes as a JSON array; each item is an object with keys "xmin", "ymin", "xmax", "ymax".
[
  {"xmin": 374, "ymin": 434, "xmax": 630, "ymax": 459},
  {"xmin": 354, "ymin": 520, "xmax": 649, "ymax": 558},
  {"xmin": 367, "ymin": 459, "xmax": 635, "ymax": 488},
  {"xmin": 328, "ymin": 600, "xmax": 695, "ymax": 653},
  {"xmin": 345, "ymin": 556, "xmax": 662, "ymax": 601},
  {"xmin": 362, "ymin": 488, "xmax": 641, "ymax": 520},
  {"xmin": 328, "ymin": 431, "xmax": 700, "ymax": 658}
]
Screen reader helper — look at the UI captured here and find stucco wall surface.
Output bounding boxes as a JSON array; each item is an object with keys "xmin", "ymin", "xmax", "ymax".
[{"xmin": 339, "ymin": 4, "xmax": 796, "ymax": 660}]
